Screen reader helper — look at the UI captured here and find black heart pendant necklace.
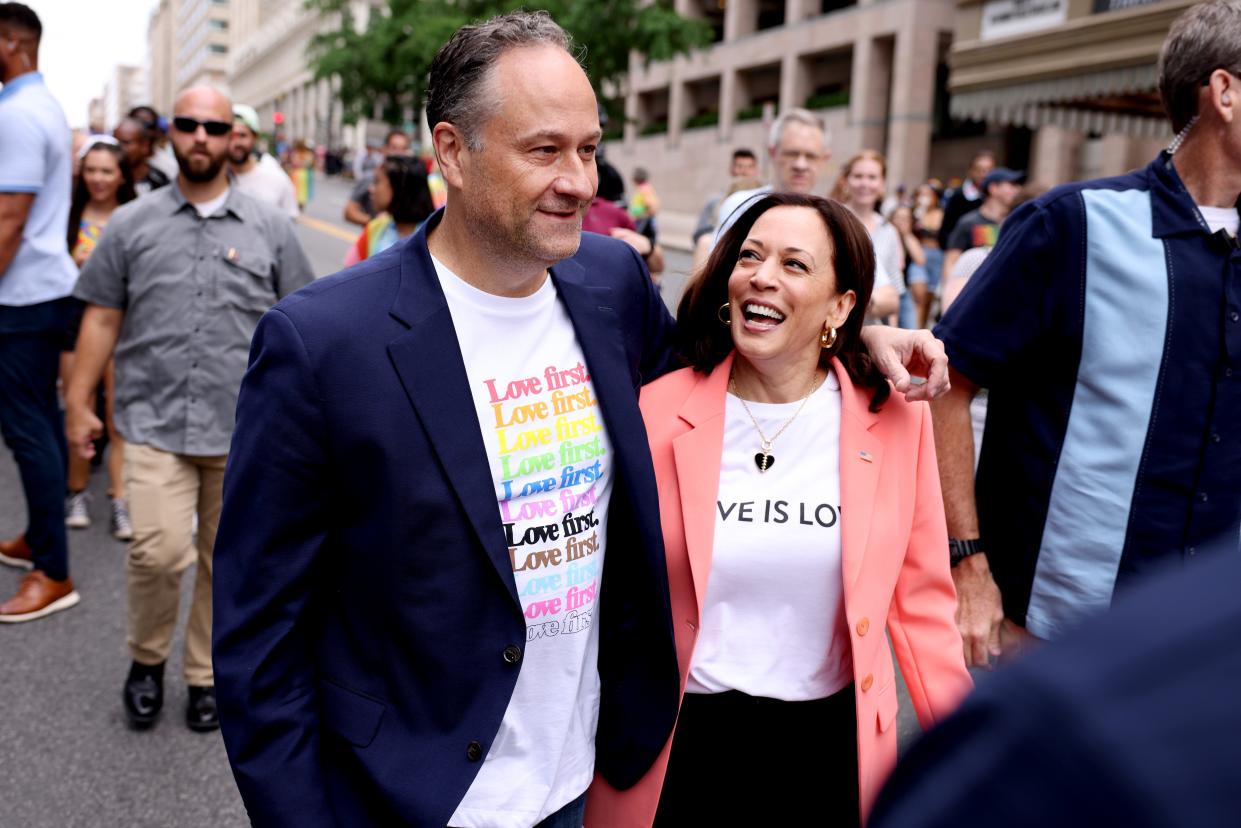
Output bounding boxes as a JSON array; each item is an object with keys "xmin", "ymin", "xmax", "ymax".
[{"xmin": 730, "ymin": 367, "xmax": 822, "ymax": 474}]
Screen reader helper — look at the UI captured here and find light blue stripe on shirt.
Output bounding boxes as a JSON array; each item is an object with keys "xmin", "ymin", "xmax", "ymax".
[{"xmin": 1025, "ymin": 188, "xmax": 1169, "ymax": 639}]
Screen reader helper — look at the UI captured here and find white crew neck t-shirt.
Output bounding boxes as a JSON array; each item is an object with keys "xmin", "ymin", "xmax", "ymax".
[
  {"xmin": 1197, "ymin": 204, "xmax": 1239, "ymax": 237},
  {"xmin": 686, "ymin": 370, "xmax": 853, "ymax": 701},
  {"xmin": 234, "ymin": 160, "xmax": 299, "ymax": 217},
  {"xmin": 192, "ymin": 188, "xmax": 230, "ymax": 218},
  {"xmin": 434, "ymin": 257, "xmax": 612, "ymax": 828}
]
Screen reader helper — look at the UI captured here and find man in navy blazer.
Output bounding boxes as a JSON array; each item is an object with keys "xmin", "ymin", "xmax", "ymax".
[
  {"xmin": 213, "ymin": 12, "xmax": 951, "ymax": 828},
  {"xmin": 213, "ymin": 16, "xmax": 680, "ymax": 826}
]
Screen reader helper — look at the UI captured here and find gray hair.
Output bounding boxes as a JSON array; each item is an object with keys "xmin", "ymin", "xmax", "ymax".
[
  {"xmin": 426, "ymin": 11, "xmax": 575, "ymax": 150},
  {"xmin": 767, "ymin": 108, "xmax": 828, "ymax": 151},
  {"xmin": 1158, "ymin": 0, "xmax": 1241, "ymax": 133}
]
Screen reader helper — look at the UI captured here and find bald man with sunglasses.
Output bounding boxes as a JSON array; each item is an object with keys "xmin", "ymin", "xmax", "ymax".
[{"xmin": 66, "ymin": 86, "xmax": 314, "ymax": 733}]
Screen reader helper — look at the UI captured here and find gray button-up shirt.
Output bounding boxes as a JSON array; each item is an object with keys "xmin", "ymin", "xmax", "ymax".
[{"xmin": 75, "ymin": 183, "xmax": 315, "ymax": 456}]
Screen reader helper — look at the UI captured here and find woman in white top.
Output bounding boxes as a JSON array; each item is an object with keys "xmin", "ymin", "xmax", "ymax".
[
  {"xmin": 585, "ymin": 194, "xmax": 971, "ymax": 827},
  {"xmin": 837, "ymin": 150, "xmax": 904, "ymax": 322}
]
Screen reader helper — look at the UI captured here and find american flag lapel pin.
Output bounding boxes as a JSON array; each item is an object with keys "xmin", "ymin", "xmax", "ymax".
[{"xmin": 859, "ymin": 451, "xmax": 873, "ymax": 463}]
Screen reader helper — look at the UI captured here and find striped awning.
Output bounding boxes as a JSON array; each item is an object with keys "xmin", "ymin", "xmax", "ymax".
[{"xmin": 950, "ymin": 64, "xmax": 1170, "ymax": 138}]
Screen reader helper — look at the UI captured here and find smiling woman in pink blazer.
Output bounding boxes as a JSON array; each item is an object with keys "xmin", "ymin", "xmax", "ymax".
[{"xmin": 586, "ymin": 193, "xmax": 971, "ymax": 827}]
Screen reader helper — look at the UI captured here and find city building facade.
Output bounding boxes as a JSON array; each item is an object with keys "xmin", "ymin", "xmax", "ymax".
[
  {"xmin": 88, "ymin": 97, "xmax": 106, "ymax": 134},
  {"xmin": 229, "ymin": 0, "xmax": 375, "ymax": 155},
  {"xmin": 147, "ymin": 0, "xmax": 178, "ymax": 117},
  {"xmin": 606, "ymin": 0, "xmax": 969, "ymax": 248},
  {"xmin": 103, "ymin": 64, "xmax": 147, "ymax": 131},
  {"xmin": 176, "ymin": 0, "xmax": 234, "ymax": 91},
  {"xmin": 948, "ymin": 0, "xmax": 1185, "ymax": 185}
]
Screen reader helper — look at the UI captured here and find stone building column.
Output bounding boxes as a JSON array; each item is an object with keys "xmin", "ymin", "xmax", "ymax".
[
  {"xmin": 724, "ymin": 0, "xmax": 757, "ymax": 42},
  {"xmin": 779, "ymin": 52, "xmax": 811, "ymax": 114},
  {"xmin": 720, "ymin": 68, "xmax": 741, "ymax": 142},
  {"xmin": 850, "ymin": 36, "xmax": 893, "ymax": 157},
  {"xmin": 886, "ymin": 21, "xmax": 939, "ymax": 189},
  {"xmin": 668, "ymin": 71, "xmax": 687, "ymax": 147},
  {"xmin": 305, "ymin": 81, "xmax": 316, "ymax": 146},
  {"xmin": 289, "ymin": 85, "xmax": 301, "ymax": 141},
  {"xmin": 624, "ymin": 53, "xmax": 641, "ymax": 145},
  {"xmin": 1029, "ymin": 125, "xmax": 1084, "ymax": 186},
  {"xmin": 785, "ymin": 0, "xmax": 818, "ymax": 25},
  {"xmin": 674, "ymin": 0, "xmax": 702, "ymax": 19}
]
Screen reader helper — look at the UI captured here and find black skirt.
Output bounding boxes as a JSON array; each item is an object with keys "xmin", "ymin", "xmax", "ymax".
[{"xmin": 654, "ymin": 685, "xmax": 860, "ymax": 827}]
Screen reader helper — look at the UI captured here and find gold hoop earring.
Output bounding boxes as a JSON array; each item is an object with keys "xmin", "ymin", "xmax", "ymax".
[
  {"xmin": 820, "ymin": 325, "xmax": 837, "ymax": 350},
  {"xmin": 718, "ymin": 303, "xmax": 732, "ymax": 325}
]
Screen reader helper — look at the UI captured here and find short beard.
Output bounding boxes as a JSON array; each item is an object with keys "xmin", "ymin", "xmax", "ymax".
[{"xmin": 174, "ymin": 145, "xmax": 227, "ymax": 183}]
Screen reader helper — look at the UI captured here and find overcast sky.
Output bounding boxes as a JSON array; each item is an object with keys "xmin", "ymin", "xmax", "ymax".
[{"xmin": 24, "ymin": 0, "xmax": 159, "ymax": 128}]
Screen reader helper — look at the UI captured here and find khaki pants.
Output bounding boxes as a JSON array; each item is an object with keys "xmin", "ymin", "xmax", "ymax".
[{"xmin": 123, "ymin": 442, "xmax": 226, "ymax": 686}]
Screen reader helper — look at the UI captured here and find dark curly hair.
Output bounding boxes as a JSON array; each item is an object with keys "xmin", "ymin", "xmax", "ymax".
[
  {"xmin": 67, "ymin": 142, "xmax": 136, "ymax": 254},
  {"xmin": 676, "ymin": 192, "xmax": 890, "ymax": 412},
  {"xmin": 380, "ymin": 155, "xmax": 434, "ymax": 226}
]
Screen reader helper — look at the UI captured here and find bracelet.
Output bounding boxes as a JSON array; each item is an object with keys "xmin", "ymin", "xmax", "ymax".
[{"xmin": 949, "ymin": 537, "xmax": 984, "ymax": 568}]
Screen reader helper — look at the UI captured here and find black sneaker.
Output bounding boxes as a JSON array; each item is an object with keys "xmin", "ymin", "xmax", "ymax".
[
  {"xmin": 123, "ymin": 661, "xmax": 164, "ymax": 729},
  {"xmin": 186, "ymin": 685, "xmax": 219, "ymax": 732}
]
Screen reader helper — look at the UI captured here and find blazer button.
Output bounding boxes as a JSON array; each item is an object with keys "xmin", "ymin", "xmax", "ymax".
[
  {"xmin": 466, "ymin": 741, "xmax": 484, "ymax": 762},
  {"xmin": 856, "ymin": 617, "xmax": 870, "ymax": 636},
  {"xmin": 503, "ymin": 645, "xmax": 523, "ymax": 664},
  {"xmin": 860, "ymin": 674, "xmax": 874, "ymax": 692}
]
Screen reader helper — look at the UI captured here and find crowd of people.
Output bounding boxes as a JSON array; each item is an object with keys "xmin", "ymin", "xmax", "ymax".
[{"xmin": 1, "ymin": 1, "xmax": 1240, "ymax": 827}]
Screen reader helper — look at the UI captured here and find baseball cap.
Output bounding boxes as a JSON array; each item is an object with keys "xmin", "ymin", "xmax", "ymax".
[
  {"xmin": 233, "ymin": 104, "xmax": 261, "ymax": 135},
  {"xmin": 982, "ymin": 167, "xmax": 1025, "ymax": 191}
]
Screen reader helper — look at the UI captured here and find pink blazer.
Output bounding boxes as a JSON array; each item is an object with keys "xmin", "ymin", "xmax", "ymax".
[{"xmin": 585, "ymin": 354, "xmax": 972, "ymax": 826}]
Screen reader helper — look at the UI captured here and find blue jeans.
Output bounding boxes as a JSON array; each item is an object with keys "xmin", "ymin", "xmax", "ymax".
[
  {"xmin": 0, "ymin": 298, "xmax": 74, "ymax": 580},
  {"xmin": 899, "ymin": 246, "xmax": 944, "ymax": 329},
  {"xmin": 536, "ymin": 792, "xmax": 587, "ymax": 828}
]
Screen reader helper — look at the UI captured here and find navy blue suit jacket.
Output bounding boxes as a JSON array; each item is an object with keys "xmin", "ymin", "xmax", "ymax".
[
  {"xmin": 870, "ymin": 546, "xmax": 1241, "ymax": 828},
  {"xmin": 212, "ymin": 213, "xmax": 682, "ymax": 826}
]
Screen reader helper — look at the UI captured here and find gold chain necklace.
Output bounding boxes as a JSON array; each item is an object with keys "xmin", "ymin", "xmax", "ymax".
[{"xmin": 729, "ymin": 368, "xmax": 823, "ymax": 473}]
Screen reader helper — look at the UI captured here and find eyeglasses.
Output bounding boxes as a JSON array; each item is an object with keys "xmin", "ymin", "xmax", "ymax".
[
  {"xmin": 778, "ymin": 150, "xmax": 826, "ymax": 164},
  {"xmin": 172, "ymin": 116, "xmax": 232, "ymax": 137}
]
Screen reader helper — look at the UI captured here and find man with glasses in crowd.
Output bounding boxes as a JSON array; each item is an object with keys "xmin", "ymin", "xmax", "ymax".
[
  {"xmin": 711, "ymin": 109, "xmax": 903, "ymax": 317},
  {"xmin": 65, "ymin": 86, "xmax": 314, "ymax": 733}
]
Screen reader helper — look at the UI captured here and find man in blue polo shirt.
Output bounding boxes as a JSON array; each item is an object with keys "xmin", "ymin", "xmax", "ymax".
[
  {"xmin": 0, "ymin": 3, "xmax": 81, "ymax": 621},
  {"xmin": 933, "ymin": 0, "xmax": 1241, "ymax": 666}
]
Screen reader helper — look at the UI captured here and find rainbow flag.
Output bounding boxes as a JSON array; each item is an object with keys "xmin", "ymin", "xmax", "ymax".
[
  {"xmin": 428, "ymin": 170, "xmax": 446, "ymax": 209},
  {"xmin": 291, "ymin": 167, "xmax": 315, "ymax": 206},
  {"xmin": 345, "ymin": 213, "xmax": 396, "ymax": 265}
]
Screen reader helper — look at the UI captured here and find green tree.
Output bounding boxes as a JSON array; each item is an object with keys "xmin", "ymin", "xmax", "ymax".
[{"xmin": 305, "ymin": 0, "xmax": 710, "ymax": 129}]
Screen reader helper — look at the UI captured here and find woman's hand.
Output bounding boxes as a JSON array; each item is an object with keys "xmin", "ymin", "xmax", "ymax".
[{"xmin": 858, "ymin": 326, "xmax": 950, "ymax": 401}]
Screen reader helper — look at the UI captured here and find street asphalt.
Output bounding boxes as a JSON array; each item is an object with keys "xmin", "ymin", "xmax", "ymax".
[{"xmin": 0, "ymin": 173, "xmax": 932, "ymax": 827}]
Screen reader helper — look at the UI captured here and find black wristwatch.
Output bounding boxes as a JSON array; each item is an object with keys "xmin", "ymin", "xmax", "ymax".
[{"xmin": 949, "ymin": 537, "xmax": 984, "ymax": 568}]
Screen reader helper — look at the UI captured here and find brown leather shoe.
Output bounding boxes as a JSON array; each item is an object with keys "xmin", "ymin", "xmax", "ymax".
[
  {"xmin": 0, "ymin": 571, "xmax": 80, "ymax": 622},
  {"xmin": 0, "ymin": 535, "xmax": 33, "ymax": 571}
]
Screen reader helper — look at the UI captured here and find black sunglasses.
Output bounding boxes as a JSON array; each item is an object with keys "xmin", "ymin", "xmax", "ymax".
[{"xmin": 172, "ymin": 116, "xmax": 232, "ymax": 137}]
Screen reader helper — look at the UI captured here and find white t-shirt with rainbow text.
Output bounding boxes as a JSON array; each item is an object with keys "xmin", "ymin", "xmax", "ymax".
[{"xmin": 436, "ymin": 257, "xmax": 612, "ymax": 828}]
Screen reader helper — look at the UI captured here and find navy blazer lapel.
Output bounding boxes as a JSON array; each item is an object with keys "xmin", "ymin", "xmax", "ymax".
[
  {"xmin": 386, "ymin": 215, "xmax": 521, "ymax": 610},
  {"xmin": 550, "ymin": 259, "xmax": 637, "ymax": 466},
  {"xmin": 551, "ymin": 257, "xmax": 665, "ymax": 539}
]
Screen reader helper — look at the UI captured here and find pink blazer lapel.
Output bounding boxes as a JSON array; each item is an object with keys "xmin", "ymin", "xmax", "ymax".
[
  {"xmin": 835, "ymin": 358, "xmax": 883, "ymax": 593},
  {"xmin": 670, "ymin": 353, "xmax": 734, "ymax": 617}
]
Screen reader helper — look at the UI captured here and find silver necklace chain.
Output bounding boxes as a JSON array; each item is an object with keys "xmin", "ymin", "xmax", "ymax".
[{"xmin": 729, "ymin": 368, "xmax": 823, "ymax": 472}]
